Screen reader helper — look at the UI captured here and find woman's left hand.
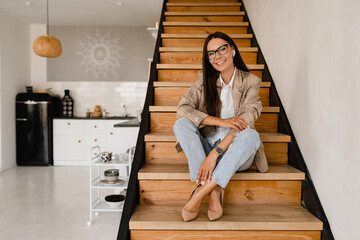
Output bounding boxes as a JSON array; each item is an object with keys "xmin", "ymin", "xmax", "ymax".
[{"xmin": 197, "ymin": 153, "xmax": 218, "ymax": 185}]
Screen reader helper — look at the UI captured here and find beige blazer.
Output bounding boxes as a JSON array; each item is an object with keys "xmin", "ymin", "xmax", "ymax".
[{"xmin": 175, "ymin": 68, "xmax": 269, "ymax": 173}]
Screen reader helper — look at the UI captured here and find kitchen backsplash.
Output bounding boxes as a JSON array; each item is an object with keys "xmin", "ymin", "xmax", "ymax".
[{"xmin": 35, "ymin": 81, "xmax": 148, "ymax": 117}]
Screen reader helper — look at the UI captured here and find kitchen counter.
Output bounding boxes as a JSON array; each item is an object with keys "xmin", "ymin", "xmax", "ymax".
[
  {"xmin": 53, "ymin": 117, "xmax": 139, "ymax": 165},
  {"xmin": 53, "ymin": 116, "xmax": 134, "ymax": 120},
  {"xmin": 113, "ymin": 118, "xmax": 140, "ymax": 127},
  {"xmin": 53, "ymin": 116, "xmax": 140, "ymax": 127}
]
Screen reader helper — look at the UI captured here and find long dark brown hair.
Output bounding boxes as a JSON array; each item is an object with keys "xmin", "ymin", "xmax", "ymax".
[{"xmin": 202, "ymin": 32, "xmax": 249, "ymax": 117}]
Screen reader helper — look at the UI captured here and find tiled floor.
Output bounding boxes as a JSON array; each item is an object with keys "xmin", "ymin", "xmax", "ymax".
[{"xmin": 0, "ymin": 166, "xmax": 122, "ymax": 240}]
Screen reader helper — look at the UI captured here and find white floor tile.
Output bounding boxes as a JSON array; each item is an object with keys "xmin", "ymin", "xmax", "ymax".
[{"xmin": 0, "ymin": 166, "xmax": 122, "ymax": 240}]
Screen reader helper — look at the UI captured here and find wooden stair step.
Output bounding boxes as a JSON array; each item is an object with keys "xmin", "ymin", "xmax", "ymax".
[
  {"xmin": 166, "ymin": 16, "xmax": 245, "ymax": 23},
  {"xmin": 165, "ymin": 11, "xmax": 245, "ymax": 16},
  {"xmin": 150, "ymin": 112, "xmax": 278, "ymax": 133},
  {"xmin": 149, "ymin": 106, "xmax": 279, "ymax": 113},
  {"xmin": 153, "ymin": 81, "xmax": 270, "ymax": 87},
  {"xmin": 154, "ymin": 81, "xmax": 196, "ymax": 87},
  {"xmin": 163, "ymin": 21, "xmax": 249, "ymax": 27},
  {"xmin": 139, "ymin": 163, "xmax": 303, "ymax": 205},
  {"xmin": 162, "ymin": 34, "xmax": 253, "ymax": 48},
  {"xmin": 139, "ymin": 164, "xmax": 304, "ymax": 180},
  {"xmin": 158, "ymin": 69, "xmax": 263, "ymax": 81},
  {"xmin": 164, "ymin": 26, "xmax": 247, "ymax": 34},
  {"xmin": 161, "ymin": 33, "xmax": 253, "ymax": 39},
  {"xmin": 165, "ymin": 4, "xmax": 244, "ymax": 22},
  {"xmin": 167, "ymin": 7, "xmax": 241, "ymax": 13},
  {"xmin": 167, "ymin": 2, "xmax": 242, "ymax": 7},
  {"xmin": 132, "ymin": 230, "xmax": 321, "ymax": 240},
  {"xmin": 144, "ymin": 132, "xmax": 291, "ymax": 142},
  {"xmin": 159, "ymin": 47, "xmax": 258, "ymax": 52},
  {"xmin": 154, "ymin": 87, "xmax": 269, "ymax": 106},
  {"xmin": 160, "ymin": 52, "xmax": 257, "ymax": 64},
  {"xmin": 140, "ymin": 180, "xmax": 301, "ymax": 206},
  {"xmin": 146, "ymin": 141, "xmax": 288, "ymax": 165},
  {"xmin": 130, "ymin": 205, "xmax": 323, "ymax": 231},
  {"xmin": 157, "ymin": 64, "xmax": 264, "ymax": 70}
]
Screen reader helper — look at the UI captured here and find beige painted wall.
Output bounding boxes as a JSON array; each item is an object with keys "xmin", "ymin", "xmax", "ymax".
[
  {"xmin": 243, "ymin": 0, "xmax": 360, "ymax": 239},
  {"xmin": 0, "ymin": 11, "xmax": 30, "ymax": 171},
  {"xmin": 30, "ymin": 24, "xmax": 150, "ymax": 117}
]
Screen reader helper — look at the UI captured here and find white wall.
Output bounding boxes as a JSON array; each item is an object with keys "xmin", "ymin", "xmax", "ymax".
[
  {"xmin": 30, "ymin": 25, "xmax": 151, "ymax": 117},
  {"xmin": 0, "ymin": 11, "xmax": 2, "ymax": 172},
  {"xmin": 243, "ymin": 0, "xmax": 360, "ymax": 239},
  {"xmin": 0, "ymin": 11, "xmax": 30, "ymax": 172}
]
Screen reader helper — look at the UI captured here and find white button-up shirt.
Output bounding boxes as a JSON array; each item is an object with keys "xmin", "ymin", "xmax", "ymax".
[{"xmin": 207, "ymin": 68, "xmax": 236, "ymax": 145}]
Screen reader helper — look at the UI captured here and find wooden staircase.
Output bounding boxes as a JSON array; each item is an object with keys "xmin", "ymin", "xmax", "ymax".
[{"xmin": 127, "ymin": 0, "xmax": 323, "ymax": 239}]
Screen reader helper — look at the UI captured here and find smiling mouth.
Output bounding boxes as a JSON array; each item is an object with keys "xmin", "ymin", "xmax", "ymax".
[{"xmin": 216, "ymin": 60, "xmax": 225, "ymax": 65}]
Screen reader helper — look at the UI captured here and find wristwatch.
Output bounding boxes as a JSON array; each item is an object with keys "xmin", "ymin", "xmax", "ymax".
[{"xmin": 215, "ymin": 146, "xmax": 224, "ymax": 155}]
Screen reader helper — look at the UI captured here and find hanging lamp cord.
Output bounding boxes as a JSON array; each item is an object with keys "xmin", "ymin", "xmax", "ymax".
[{"xmin": 47, "ymin": 0, "xmax": 49, "ymax": 35}]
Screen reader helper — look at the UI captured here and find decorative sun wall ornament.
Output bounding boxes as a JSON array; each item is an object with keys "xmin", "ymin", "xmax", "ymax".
[
  {"xmin": 33, "ymin": 0, "xmax": 62, "ymax": 58},
  {"xmin": 77, "ymin": 29, "xmax": 124, "ymax": 79}
]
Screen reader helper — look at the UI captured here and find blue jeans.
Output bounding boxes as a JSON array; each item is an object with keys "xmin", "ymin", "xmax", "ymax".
[{"xmin": 173, "ymin": 118, "xmax": 260, "ymax": 188}]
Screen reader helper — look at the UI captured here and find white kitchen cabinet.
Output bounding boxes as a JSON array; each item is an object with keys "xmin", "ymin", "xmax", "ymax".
[
  {"xmin": 85, "ymin": 121, "xmax": 106, "ymax": 133},
  {"xmin": 106, "ymin": 127, "xmax": 139, "ymax": 154},
  {"xmin": 53, "ymin": 135, "xmax": 86, "ymax": 161},
  {"xmin": 53, "ymin": 119, "xmax": 85, "ymax": 135},
  {"xmin": 53, "ymin": 119, "xmax": 139, "ymax": 166}
]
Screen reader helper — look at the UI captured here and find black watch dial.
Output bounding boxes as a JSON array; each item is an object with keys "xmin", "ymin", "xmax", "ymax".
[{"xmin": 215, "ymin": 146, "xmax": 223, "ymax": 155}]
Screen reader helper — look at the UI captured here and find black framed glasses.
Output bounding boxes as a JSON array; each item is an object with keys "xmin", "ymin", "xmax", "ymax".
[{"xmin": 207, "ymin": 44, "xmax": 229, "ymax": 60}]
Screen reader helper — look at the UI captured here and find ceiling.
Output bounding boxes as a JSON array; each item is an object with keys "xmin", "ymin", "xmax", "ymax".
[{"xmin": 0, "ymin": 0, "xmax": 163, "ymax": 26}]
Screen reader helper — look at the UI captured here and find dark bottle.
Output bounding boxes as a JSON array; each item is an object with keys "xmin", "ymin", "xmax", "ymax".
[{"xmin": 61, "ymin": 89, "xmax": 74, "ymax": 117}]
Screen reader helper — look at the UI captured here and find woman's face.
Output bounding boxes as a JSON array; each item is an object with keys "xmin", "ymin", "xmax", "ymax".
[{"xmin": 206, "ymin": 38, "xmax": 235, "ymax": 73}]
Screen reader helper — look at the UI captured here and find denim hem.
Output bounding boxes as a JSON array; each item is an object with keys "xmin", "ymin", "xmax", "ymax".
[{"xmin": 211, "ymin": 176, "xmax": 227, "ymax": 189}]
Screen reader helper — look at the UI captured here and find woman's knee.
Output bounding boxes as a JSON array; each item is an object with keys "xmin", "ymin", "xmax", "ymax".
[
  {"xmin": 173, "ymin": 118, "xmax": 195, "ymax": 134},
  {"xmin": 234, "ymin": 129, "xmax": 260, "ymax": 149}
]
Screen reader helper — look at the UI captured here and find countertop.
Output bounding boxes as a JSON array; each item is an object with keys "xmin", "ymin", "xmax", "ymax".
[
  {"xmin": 53, "ymin": 116, "xmax": 140, "ymax": 127},
  {"xmin": 113, "ymin": 118, "xmax": 140, "ymax": 127},
  {"xmin": 53, "ymin": 116, "xmax": 134, "ymax": 120}
]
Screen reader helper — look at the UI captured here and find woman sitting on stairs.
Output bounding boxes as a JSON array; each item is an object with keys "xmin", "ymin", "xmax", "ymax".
[{"xmin": 173, "ymin": 32, "xmax": 269, "ymax": 222}]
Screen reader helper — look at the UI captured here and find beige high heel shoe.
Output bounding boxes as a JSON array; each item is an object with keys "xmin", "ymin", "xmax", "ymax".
[
  {"xmin": 208, "ymin": 187, "xmax": 224, "ymax": 221},
  {"xmin": 182, "ymin": 184, "xmax": 202, "ymax": 222}
]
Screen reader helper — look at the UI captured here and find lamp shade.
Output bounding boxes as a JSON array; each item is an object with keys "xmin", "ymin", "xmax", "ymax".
[{"xmin": 33, "ymin": 35, "xmax": 62, "ymax": 58}]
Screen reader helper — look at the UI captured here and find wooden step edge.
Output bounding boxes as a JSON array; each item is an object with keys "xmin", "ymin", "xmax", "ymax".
[
  {"xmin": 154, "ymin": 81, "xmax": 195, "ymax": 87},
  {"xmin": 166, "ymin": 2, "xmax": 242, "ymax": 7},
  {"xmin": 153, "ymin": 81, "xmax": 271, "ymax": 88},
  {"xmin": 157, "ymin": 64, "xmax": 264, "ymax": 70},
  {"xmin": 165, "ymin": 11, "xmax": 245, "ymax": 16},
  {"xmin": 138, "ymin": 164, "xmax": 305, "ymax": 181},
  {"xmin": 144, "ymin": 132, "xmax": 291, "ymax": 143},
  {"xmin": 129, "ymin": 205, "xmax": 323, "ymax": 231},
  {"xmin": 149, "ymin": 106, "xmax": 280, "ymax": 113},
  {"xmin": 159, "ymin": 47, "xmax": 258, "ymax": 52},
  {"xmin": 130, "ymin": 230, "xmax": 321, "ymax": 239},
  {"xmin": 163, "ymin": 21, "xmax": 249, "ymax": 26},
  {"xmin": 161, "ymin": 33, "xmax": 253, "ymax": 39}
]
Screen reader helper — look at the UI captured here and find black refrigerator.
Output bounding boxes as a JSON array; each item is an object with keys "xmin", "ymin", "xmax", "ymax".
[{"xmin": 16, "ymin": 93, "xmax": 60, "ymax": 166}]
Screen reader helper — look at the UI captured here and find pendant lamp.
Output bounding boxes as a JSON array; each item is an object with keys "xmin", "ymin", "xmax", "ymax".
[{"xmin": 33, "ymin": 0, "xmax": 62, "ymax": 58}]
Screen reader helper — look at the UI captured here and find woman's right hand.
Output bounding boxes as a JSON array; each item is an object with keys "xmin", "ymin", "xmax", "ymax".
[{"xmin": 219, "ymin": 117, "xmax": 249, "ymax": 132}]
